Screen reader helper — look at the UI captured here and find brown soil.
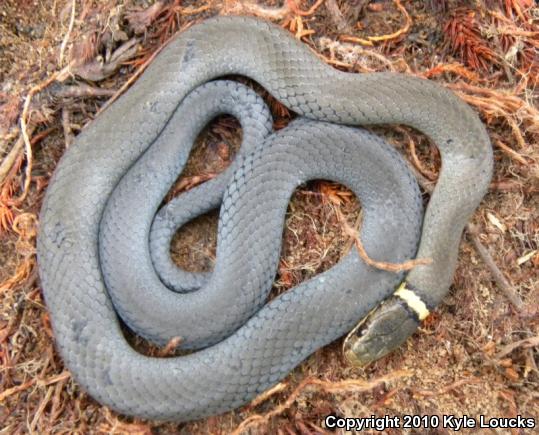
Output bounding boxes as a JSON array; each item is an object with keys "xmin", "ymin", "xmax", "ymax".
[{"xmin": 1, "ymin": 1, "xmax": 538, "ymax": 434}]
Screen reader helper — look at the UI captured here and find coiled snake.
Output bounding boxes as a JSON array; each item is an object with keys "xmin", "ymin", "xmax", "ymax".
[{"xmin": 37, "ymin": 16, "xmax": 493, "ymax": 421}]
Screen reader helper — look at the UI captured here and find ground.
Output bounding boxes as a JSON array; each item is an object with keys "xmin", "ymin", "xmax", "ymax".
[{"xmin": 1, "ymin": 0, "xmax": 538, "ymax": 434}]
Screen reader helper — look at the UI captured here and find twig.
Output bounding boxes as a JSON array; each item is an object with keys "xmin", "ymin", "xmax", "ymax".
[
  {"xmin": 157, "ymin": 336, "xmax": 182, "ymax": 357},
  {"xmin": 489, "ymin": 180, "xmax": 531, "ymax": 193},
  {"xmin": 341, "ymin": 0, "xmax": 411, "ymax": 45},
  {"xmin": 413, "ymin": 377, "xmax": 481, "ymax": 398},
  {"xmin": 232, "ymin": 370, "xmax": 411, "ymax": 434},
  {"xmin": 225, "ymin": 1, "xmax": 290, "ymax": 20},
  {"xmin": 54, "ymin": 83, "xmax": 117, "ymax": 98},
  {"xmin": 248, "ymin": 382, "xmax": 288, "ymax": 408},
  {"xmin": 490, "ymin": 29, "xmax": 515, "ymax": 85},
  {"xmin": 407, "ymin": 135, "xmax": 438, "ymax": 181},
  {"xmin": 39, "ymin": 370, "xmax": 71, "ymax": 387},
  {"xmin": 0, "ymin": 255, "xmax": 35, "ymax": 292},
  {"xmin": 525, "ymin": 348, "xmax": 538, "ymax": 376},
  {"xmin": 70, "ymin": 38, "xmax": 140, "ymax": 82},
  {"xmin": 181, "ymin": 4, "xmax": 211, "ymax": 15},
  {"xmin": 126, "ymin": 1, "xmax": 166, "ymax": 35},
  {"xmin": 494, "ymin": 335, "xmax": 539, "ymax": 360},
  {"xmin": 48, "ymin": 376, "xmax": 69, "ymax": 427},
  {"xmin": 505, "ymin": 116, "xmax": 528, "ymax": 149},
  {"xmin": 467, "ymin": 224, "xmax": 524, "ymax": 311},
  {"xmin": 340, "ymin": 35, "xmax": 374, "ymax": 46},
  {"xmin": 29, "ymin": 386, "xmax": 54, "ymax": 433},
  {"xmin": 287, "ymin": 0, "xmax": 325, "ymax": 17},
  {"xmin": 0, "ymin": 135, "xmax": 25, "ymax": 185},
  {"xmin": 0, "ymin": 126, "xmax": 50, "ymax": 200},
  {"xmin": 99, "ymin": 408, "xmax": 152, "ymax": 434},
  {"xmin": 224, "ymin": 0, "xmax": 323, "ymax": 21},
  {"xmin": 168, "ymin": 173, "xmax": 217, "ymax": 199},
  {"xmin": 342, "ymin": 209, "xmax": 363, "ymax": 254},
  {"xmin": 318, "ymin": 37, "xmax": 396, "ymax": 71},
  {"xmin": 336, "ymin": 208, "xmax": 432, "ymax": 273},
  {"xmin": 447, "ymin": 82, "xmax": 538, "ymax": 147},
  {"xmin": 408, "ymin": 165, "xmax": 435, "ymax": 194},
  {"xmin": 16, "ymin": 71, "xmax": 60, "ymax": 205},
  {"xmin": 0, "ymin": 379, "xmax": 35, "ymax": 402},
  {"xmin": 0, "ymin": 370, "xmax": 71, "ymax": 404},
  {"xmin": 59, "ymin": 0, "xmax": 77, "ymax": 66},
  {"xmin": 367, "ymin": 0, "xmax": 411, "ymax": 43},
  {"xmin": 423, "ymin": 62, "xmax": 481, "ymax": 82},
  {"xmin": 288, "ymin": 0, "xmax": 326, "ymax": 17},
  {"xmin": 495, "ymin": 139, "xmax": 528, "ymax": 165},
  {"xmin": 95, "ymin": 31, "xmax": 178, "ymax": 117},
  {"xmin": 0, "ymin": 128, "xmax": 20, "ymax": 156}
]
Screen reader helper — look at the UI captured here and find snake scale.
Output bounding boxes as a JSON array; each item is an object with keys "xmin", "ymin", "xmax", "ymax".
[{"xmin": 37, "ymin": 16, "xmax": 493, "ymax": 421}]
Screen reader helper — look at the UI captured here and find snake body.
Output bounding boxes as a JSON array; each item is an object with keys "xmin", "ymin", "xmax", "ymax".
[{"xmin": 37, "ymin": 16, "xmax": 493, "ymax": 421}]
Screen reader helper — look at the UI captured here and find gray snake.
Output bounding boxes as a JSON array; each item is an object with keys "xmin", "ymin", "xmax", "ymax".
[{"xmin": 37, "ymin": 16, "xmax": 493, "ymax": 421}]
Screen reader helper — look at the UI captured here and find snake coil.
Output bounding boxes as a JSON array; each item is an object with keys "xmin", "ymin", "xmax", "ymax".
[{"xmin": 37, "ymin": 16, "xmax": 492, "ymax": 421}]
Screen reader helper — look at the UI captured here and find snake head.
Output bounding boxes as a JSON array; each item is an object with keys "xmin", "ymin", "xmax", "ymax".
[{"xmin": 343, "ymin": 291, "xmax": 423, "ymax": 367}]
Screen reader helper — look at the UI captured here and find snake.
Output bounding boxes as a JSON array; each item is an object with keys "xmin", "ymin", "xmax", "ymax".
[{"xmin": 37, "ymin": 16, "xmax": 493, "ymax": 421}]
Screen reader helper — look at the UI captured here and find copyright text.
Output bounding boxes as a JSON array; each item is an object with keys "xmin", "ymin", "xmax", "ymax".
[{"xmin": 324, "ymin": 414, "xmax": 536, "ymax": 431}]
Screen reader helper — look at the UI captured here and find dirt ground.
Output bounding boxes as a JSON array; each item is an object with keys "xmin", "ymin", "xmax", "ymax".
[{"xmin": 1, "ymin": 0, "xmax": 538, "ymax": 433}]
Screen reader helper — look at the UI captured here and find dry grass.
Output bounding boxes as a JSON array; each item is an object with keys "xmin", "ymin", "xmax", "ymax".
[{"xmin": 1, "ymin": 0, "xmax": 538, "ymax": 433}]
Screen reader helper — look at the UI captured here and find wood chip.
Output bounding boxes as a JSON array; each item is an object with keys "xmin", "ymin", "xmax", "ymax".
[
  {"xmin": 517, "ymin": 250, "xmax": 537, "ymax": 266},
  {"xmin": 487, "ymin": 212, "xmax": 506, "ymax": 233}
]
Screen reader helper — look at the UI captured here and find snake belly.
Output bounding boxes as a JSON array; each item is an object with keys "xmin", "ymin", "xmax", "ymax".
[{"xmin": 37, "ymin": 16, "xmax": 492, "ymax": 421}]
